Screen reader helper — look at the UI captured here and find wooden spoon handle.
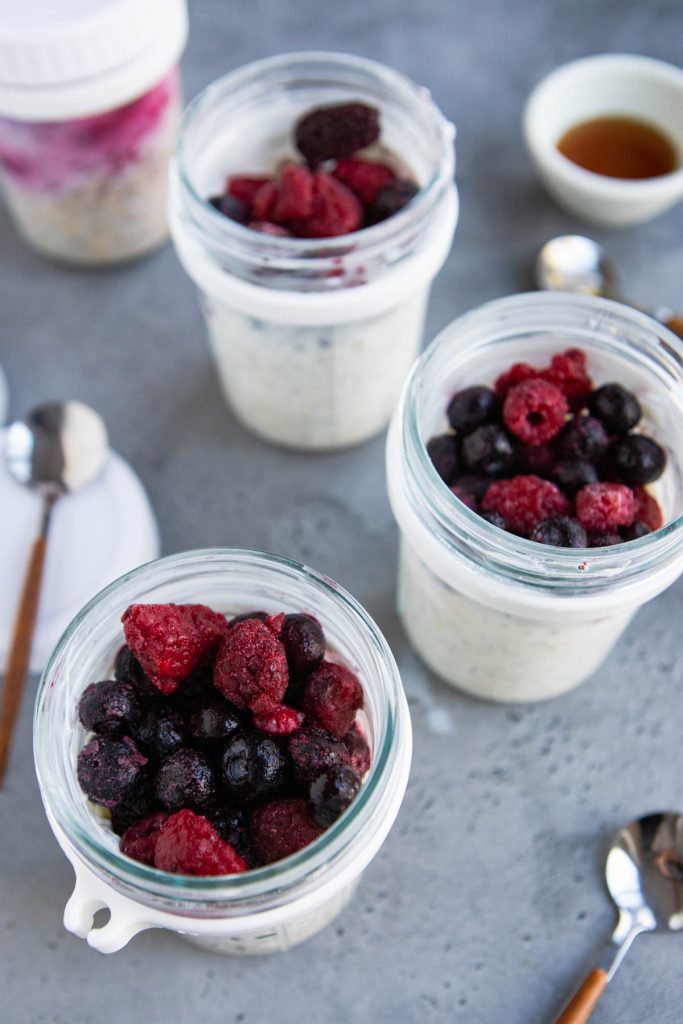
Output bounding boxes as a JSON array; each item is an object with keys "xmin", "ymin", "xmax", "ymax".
[
  {"xmin": 553, "ymin": 968, "xmax": 608, "ymax": 1024},
  {"xmin": 0, "ymin": 532, "xmax": 49, "ymax": 784},
  {"xmin": 664, "ymin": 315, "xmax": 683, "ymax": 338}
]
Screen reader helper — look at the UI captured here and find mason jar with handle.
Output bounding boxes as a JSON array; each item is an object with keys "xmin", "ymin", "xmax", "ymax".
[
  {"xmin": 169, "ymin": 52, "xmax": 457, "ymax": 452},
  {"xmin": 387, "ymin": 293, "xmax": 683, "ymax": 702},
  {"xmin": 33, "ymin": 549, "xmax": 411, "ymax": 954}
]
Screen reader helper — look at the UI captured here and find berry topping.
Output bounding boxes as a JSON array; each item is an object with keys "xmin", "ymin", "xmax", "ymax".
[
  {"xmin": 503, "ymin": 378, "xmax": 568, "ymax": 445},
  {"xmin": 154, "ymin": 810, "xmax": 247, "ymax": 875},
  {"xmin": 553, "ymin": 458, "xmax": 600, "ymax": 496},
  {"xmin": 189, "ymin": 699, "xmax": 241, "ymax": 744},
  {"xmin": 251, "ymin": 799, "xmax": 324, "ymax": 865},
  {"xmin": 288, "ymin": 727, "xmax": 351, "ymax": 783},
  {"xmin": 575, "ymin": 483, "xmax": 637, "ymax": 533},
  {"xmin": 333, "ymin": 157, "xmax": 396, "ymax": 205},
  {"xmin": 290, "ymin": 171, "xmax": 362, "ymax": 238},
  {"xmin": 251, "ymin": 180, "xmax": 278, "ymax": 221},
  {"xmin": 529, "ymin": 516, "xmax": 587, "ymax": 548},
  {"xmin": 609, "ymin": 435, "xmax": 666, "ymax": 485},
  {"xmin": 154, "ymin": 748, "xmax": 216, "ymax": 812},
  {"xmin": 587, "ymin": 383, "xmax": 641, "ymax": 434},
  {"xmin": 280, "ymin": 613, "xmax": 326, "ymax": 676},
  {"xmin": 482, "ymin": 475, "xmax": 570, "ymax": 536},
  {"xmin": 295, "ymin": 102, "xmax": 380, "ymax": 165},
  {"xmin": 77, "ymin": 735, "xmax": 148, "ymax": 808},
  {"xmin": 213, "ymin": 618, "xmax": 289, "ymax": 713},
  {"xmin": 207, "ymin": 805, "xmax": 253, "ymax": 864},
  {"xmin": 120, "ymin": 812, "xmax": 168, "ymax": 866},
  {"xmin": 78, "ymin": 680, "xmax": 141, "ymax": 735},
  {"xmin": 273, "ymin": 164, "xmax": 314, "ymax": 221},
  {"xmin": 219, "ymin": 730, "xmax": 286, "ymax": 803},
  {"xmin": 541, "ymin": 348, "xmax": 593, "ymax": 406},
  {"xmin": 227, "ymin": 175, "xmax": 271, "ymax": 206},
  {"xmin": 633, "ymin": 486, "xmax": 664, "ymax": 532},
  {"xmin": 366, "ymin": 179, "xmax": 419, "ymax": 225},
  {"xmin": 135, "ymin": 705, "xmax": 186, "ymax": 758},
  {"xmin": 343, "ymin": 726, "xmax": 372, "ymax": 776},
  {"xmin": 302, "ymin": 662, "xmax": 363, "ymax": 738},
  {"xmin": 122, "ymin": 603, "xmax": 228, "ymax": 695},
  {"xmin": 252, "ymin": 704, "xmax": 305, "ymax": 736},
  {"xmin": 209, "ymin": 193, "xmax": 249, "ymax": 223},
  {"xmin": 309, "ymin": 766, "xmax": 362, "ymax": 827},
  {"xmin": 556, "ymin": 415, "xmax": 609, "ymax": 462},
  {"xmin": 494, "ymin": 362, "xmax": 538, "ymax": 397},
  {"xmin": 460, "ymin": 424, "xmax": 517, "ymax": 477},
  {"xmin": 446, "ymin": 386, "xmax": 499, "ymax": 433},
  {"xmin": 426, "ymin": 433, "xmax": 459, "ymax": 484}
]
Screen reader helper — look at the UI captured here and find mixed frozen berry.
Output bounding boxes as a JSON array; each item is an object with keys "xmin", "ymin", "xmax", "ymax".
[
  {"xmin": 207, "ymin": 101, "xmax": 418, "ymax": 239},
  {"xmin": 76, "ymin": 603, "xmax": 370, "ymax": 876},
  {"xmin": 426, "ymin": 347, "xmax": 667, "ymax": 548}
]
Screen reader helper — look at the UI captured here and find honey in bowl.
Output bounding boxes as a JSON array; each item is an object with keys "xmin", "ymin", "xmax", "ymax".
[{"xmin": 557, "ymin": 116, "xmax": 679, "ymax": 180}]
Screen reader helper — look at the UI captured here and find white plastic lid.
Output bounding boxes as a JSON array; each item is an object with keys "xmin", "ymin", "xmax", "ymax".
[
  {"xmin": 0, "ymin": 432, "xmax": 160, "ymax": 673},
  {"xmin": 0, "ymin": 0, "xmax": 188, "ymax": 121}
]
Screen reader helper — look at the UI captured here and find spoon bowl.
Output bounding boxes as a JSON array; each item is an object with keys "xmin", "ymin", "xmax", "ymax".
[{"xmin": 535, "ymin": 234, "xmax": 618, "ymax": 297}]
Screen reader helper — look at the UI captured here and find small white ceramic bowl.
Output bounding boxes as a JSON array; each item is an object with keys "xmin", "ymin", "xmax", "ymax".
[{"xmin": 523, "ymin": 54, "xmax": 683, "ymax": 227}]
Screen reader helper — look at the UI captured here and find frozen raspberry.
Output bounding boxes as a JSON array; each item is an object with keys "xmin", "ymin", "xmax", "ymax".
[
  {"xmin": 333, "ymin": 157, "xmax": 396, "ymax": 204},
  {"xmin": 366, "ymin": 179, "xmax": 419, "ymax": 225},
  {"xmin": 343, "ymin": 726, "xmax": 372, "ymax": 776},
  {"xmin": 541, "ymin": 348, "xmax": 592, "ymax": 406},
  {"xmin": 154, "ymin": 810, "xmax": 247, "ymax": 875},
  {"xmin": 309, "ymin": 766, "xmax": 362, "ymax": 827},
  {"xmin": 447, "ymin": 386, "xmax": 499, "ymax": 433},
  {"xmin": 494, "ymin": 362, "xmax": 539, "ymax": 397},
  {"xmin": 609, "ymin": 435, "xmax": 666, "ymax": 485},
  {"xmin": 251, "ymin": 799, "xmax": 324, "ymax": 865},
  {"xmin": 207, "ymin": 805, "xmax": 253, "ymax": 865},
  {"xmin": 503, "ymin": 378, "xmax": 568, "ymax": 445},
  {"xmin": 291, "ymin": 172, "xmax": 362, "ymax": 238},
  {"xmin": 529, "ymin": 516, "xmax": 587, "ymax": 548},
  {"xmin": 78, "ymin": 680, "xmax": 141, "ymax": 735},
  {"xmin": 587, "ymin": 383, "xmax": 641, "ymax": 434},
  {"xmin": 189, "ymin": 700, "xmax": 241, "ymax": 744},
  {"xmin": 588, "ymin": 531, "xmax": 622, "ymax": 548},
  {"xmin": 556, "ymin": 415, "xmax": 609, "ymax": 462},
  {"xmin": 253, "ymin": 704, "xmax": 305, "ymax": 735},
  {"xmin": 273, "ymin": 164, "xmax": 314, "ymax": 221},
  {"xmin": 450, "ymin": 485, "xmax": 478, "ymax": 511},
  {"xmin": 77, "ymin": 735, "xmax": 148, "ymax": 808},
  {"xmin": 553, "ymin": 458, "xmax": 600, "ymax": 496},
  {"xmin": 452, "ymin": 474, "xmax": 492, "ymax": 503},
  {"xmin": 154, "ymin": 748, "xmax": 215, "ymax": 812},
  {"xmin": 120, "ymin": 812, "xmax": 168, "ymax": 866},
  {"xmin": 110, "ymin": 778, "xmax": 159, "ymax": 836},
  {"xmin": 461, "ymin": 424, "xmax": 516, "ymax": 477},
  {"xmin": 220, "ymin": 730, "xmax": 286, "ymax": 803},
  {"xmin": 426, "ymin": 434, "xmax": 459, "ymax": 484},
  {"xmin": 301, "ymin": 662, "xmax": 363, "ymax": 738},
  {"xmin": 575, "ymin": 483, "xmax": 636, "ymax": 533},
  {"xmin": 251, "ymin": 180, "xmax": 278, "ymax": 221},
  {"xmin": 208, "ymin": 193, "xmax": 249, "ymax": 223},
  {"xmin": 122, "ymin": 603, "xmax": 228, "ymax": 695},
  {"xmin": 280, "ymin": 613, "xmax": 326, "ymax": 676},
  {"xmin": 248, "ymin": 220, "xmax": 293, "ymax": 236},
  {"xmin": 135, "ymin": 705, "xmax": 186, "ymax": 758},
  {"xmin": 213, "ymin": 618, "xmax": 289, "ymax": 713},
  {"xmin": 633, "ymin": 486, "xmax": 663, "ymax": 532},
  {"xmin": 288, "ymin": 727, "xmax": 351, "ymax": 783},
  {"xmin": 482, "ymin": 475, "xmax": 570, "ymax": 536},
  {"xmin": 227, "ymin": 175, "xmax": 271, "ymax": 207},
  {"xmin": 295, "ymin": 102, "xmax": 380, "ymax": 164}
]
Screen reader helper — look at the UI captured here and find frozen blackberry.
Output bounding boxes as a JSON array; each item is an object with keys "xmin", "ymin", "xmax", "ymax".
[
  {"xmin": 609, "ymin": 435, "xmax": 666, "ymax": 485},
  {"xmin": 556, "ymin": 415, "xmax": 609, "ymax": 462},
  {"xmin": 280, "ymin": 613, "xmax": 326, "ymax": 676},
  {"xmin": 219, "ymin": 730, "xmax": 286, "ymax": 803},
  {"xmin": 366, "ymin": 179, "xmax": 419, "ymax": 225},
  {"xmin": 553, "ymin": 458, "xmax": 600, "ymax": 496},
  {"xmin": 309, "ymin": 766, "xmax": 362, "ymax": 827},
  {"xmin": 135, "ymin": 705, "xmax": 187, "ymax": 759},
  {"xmin": 208, "ymin": 193, "xmax": 249, "ymax": 223},
  {"xmin": 154, "ymin": 748, "xmax": 216, "ymax": 812},
  {"xmin": 189, "ymin": 700, "xmax": 241, "ymax": 744},
  {"xmin": 446, "ymin": 386, "xmax": 498, "ymax": 433},
  {"xmin": 78, "ymin": 680, "xmax": 141, "ymax": 735},
  {"xmin": 295, "ymin": 102, "xmax": 380, "ymax": 164},
  {"xmin": 461, "ymin": 424, "xmax": 516, "ymax": 477},
  {"xmin": 288, "ymin": 727, "xmax": 350, "ymax": 783},
  {"xmin": 77, "ymin": 735, "xmax": 148, "ymax": 809},
  {"xmin": 529, "ymin": 516, "xmax": 587, "ymax": 548},
  {"xmin": 426, "ymin": 433, "xmax": 459, "ymax": 484},
  {"xmin": 587, "ymin": 383, "xmax": 641, "ymax": 434}
]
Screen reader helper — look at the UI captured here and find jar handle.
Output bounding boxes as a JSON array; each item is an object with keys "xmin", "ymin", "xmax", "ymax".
[{"xmin": 64, "ymin": 862, "xmax": 154, "ymax": 953}]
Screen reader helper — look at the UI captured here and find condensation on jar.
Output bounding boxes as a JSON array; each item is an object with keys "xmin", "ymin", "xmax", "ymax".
[{"xmin": 0, "ymin": 0, "xmax": 188, "ymax": 266}]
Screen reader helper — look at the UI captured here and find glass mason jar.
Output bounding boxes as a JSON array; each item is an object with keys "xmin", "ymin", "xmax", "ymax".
[
  {"xmin": 34, "ymin": 549, "xmax": 411, "ymax": 955},
  {"xmin": 169, "ymin": 52, "xmax": 457, "ymax": 451},
  {"xmin": 0, "ymin": 0, "xmax": 188, "ymax": 265},
  {"xmin": 386, "ymin": 293, "xmax": 683, "ymax": 702}
]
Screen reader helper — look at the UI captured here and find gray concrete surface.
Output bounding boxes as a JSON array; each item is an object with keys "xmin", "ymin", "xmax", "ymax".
[{"xmin": 1, "ymin": 1, "xmax": 683, "ymax": 1021}]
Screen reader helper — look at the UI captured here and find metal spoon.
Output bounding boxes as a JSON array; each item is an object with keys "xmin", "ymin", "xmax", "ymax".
[
  {"xmin": 535, "ymin": 234, "xmax": 683, "ymax": 336},
  {"xmin": 0, "ymin": 401, "xmax": 108, "ymax": 783},
  {"xmin": 553, "ymin": 812, "xmax": 683, "ymax": 1023}
]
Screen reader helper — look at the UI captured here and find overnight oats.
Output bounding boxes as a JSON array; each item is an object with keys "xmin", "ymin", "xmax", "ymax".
[
  {"xmin": 386, "ymin": 293, "xmax": 683, "ymax": 702},
  {"xmin": 0, "ymin": 0, "xmax": 188, "ymax": 265},
  {"xmin": 34, "ymin": 550, "xmax": 411, "ymax": 954},
  {"xmin": 170, "ymin": 52, "xmax": 457, "ymax": 451}
]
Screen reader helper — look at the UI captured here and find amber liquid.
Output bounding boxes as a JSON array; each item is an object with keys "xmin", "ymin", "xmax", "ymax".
[{"xmin": 557, "ymin": 116, "xmax": 678, "ymax": 179}]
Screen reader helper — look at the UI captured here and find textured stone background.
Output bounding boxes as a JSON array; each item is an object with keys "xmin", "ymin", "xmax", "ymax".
[{"xmin": 1, "ymin": 1, "xmax": 682, "ymax": 1021}]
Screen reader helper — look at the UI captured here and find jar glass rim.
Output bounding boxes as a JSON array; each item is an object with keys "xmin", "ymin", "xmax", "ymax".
[{"xmin": 34, "ymin": 547, "xmax": 406, "ymax": 906}]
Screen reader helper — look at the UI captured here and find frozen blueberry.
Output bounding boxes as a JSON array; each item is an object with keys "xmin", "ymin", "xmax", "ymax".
[
  {"xmin": 230, "ymin": 611, "xmax": 268, "ymax": 625},
  {"xmin": 479, "ymin": 509, "xmax": 508, "ymax": 530},
  {"xmin": 170, "ymin": 668, "xmax": 215, "ymax": 716},
  {"xmin": 280, "ymin": 613, "xmax": 326, "ymax": 676},
  {"xmin": 587, "ymin": 383, "xmax": 641, "ymax": 434},
  {"xmin": 288, "ymin": 727, "xmax": 350, "ymax": 783},
  {"xmin": 208, "ymin": 193, "xmax": 249, "ymax": 223},
  {"xmin": 207, "ymin": 805, "xmax": 253, "ymax": 864},
  {"xmin": 110, "ymin": 779, "xmax": 159, "ymax": 836},
  {"xmin": 366, "ymin": 179, "xmax": 419, "ymax": 224},
  {"xmin": 135, "ymin": 705, "xmax": 187, "ymax": 759},
  {"xmin": 78, "ymin": 680, "xmax": 141, "ymax": 735},
  {"xmin": 556, "ymin": 415, "xmax": 609, "ymax": 462},
  {"xmin": 553, "ymin": 458, "xmax": 600, "ymax": 496},
  {"xmin": 452, "ymin": 474, "xmax": 492, "ymax": 503},
  {"xmin": 219, "ymin": 730, "xmax": 286, "ymax": 803},
  {"xmin": 114, "ymin": 645, "xmax": 159, "ymax": 702},
  {"xmin": 77, "ymin": 735, "xmax": 148, "ymax": 808},
  {"xmin": 426, "ymin": 434, "xmax": 459, "ymax": 484},
  {"xmin": 609, "ymin": 435, "xmax": 666, "ymax": 485},
  {"xmin": 621, "ymin": 520, "xmax": 652, "ymax": 541},
  {"xmin": 530, "ymin": 516, "xmax": 587, "ymax": 548},
  {"xmin": 189, "ymin": 700, "xmax": 242, "ymax": 743},
  {"xmin": 446, "ymin": 387, "xmax": 499, "ymax": 433},
  {"xmin": 309, "ymin": 766, "xmax": 362, "ymax": 827},
  {"xmin": 154, "ymin": 748, "xmax": 216, "ymax": 812},
  {"xmin": 461, "ymin": 424, "xmax": 516, "ymax": 477}
]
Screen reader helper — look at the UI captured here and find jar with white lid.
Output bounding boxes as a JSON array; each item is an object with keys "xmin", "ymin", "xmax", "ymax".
[
  {"xmin": 0, "ymin": 0, "xmax": 188, "ymax": 265},
  {"xmin": 170, "ymin": 52, "xmax": 457, "ymax": 451},
  {"xmin": 34, "ymin": 549, "xmax": 412, "ymax": 954},
  {"xmin": 387, "ymin": 293, "xmax": 683, "ymax": 703}
]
